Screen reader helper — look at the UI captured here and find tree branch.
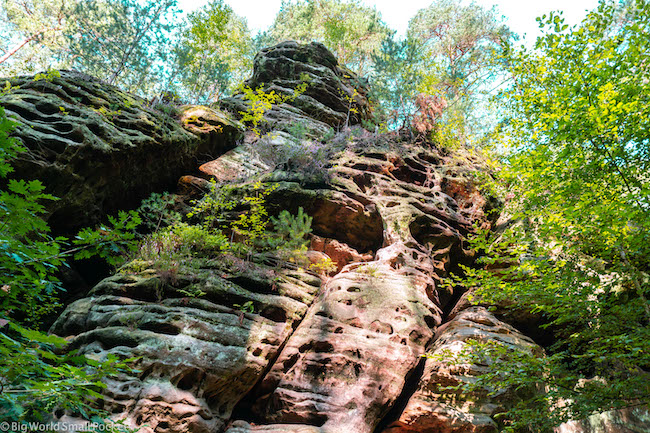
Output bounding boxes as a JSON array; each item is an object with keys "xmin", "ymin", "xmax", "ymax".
[{"xmin": 0, "ymin": 27, "xmax": 60, "ymax": 65}]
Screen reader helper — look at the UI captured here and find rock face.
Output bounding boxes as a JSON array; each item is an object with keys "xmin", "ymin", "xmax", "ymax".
[
  {"xmin": 45, "ymin": 43, "xmax": 648, "ymax": 433},
  {"xmin": 382, "ymin": 307, "xmax": 540, "ymax": 433},
  {"xmin": 221, "ymin": 41, "xmax": 373, "ymax": 136},
  {"xmin": 52, "ymin": 259, "xmax": 322, "ymax": 433},
  {"xmin": 555, "ymin": 408, "xmax": 650, "ymax": 433},
  {"xmin": 51, "ymin": 125, "xmax": 503, "ymax": 432},
  {"xmin": 0, "ymin": 71, "xmax": 243, "ymax": 234}
]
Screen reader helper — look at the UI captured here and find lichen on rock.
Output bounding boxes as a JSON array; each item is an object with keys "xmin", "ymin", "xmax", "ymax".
[
  {"xmin": 40, "ymin": 42, "xmax": 644, "ymax": 433},
  {"xmin": 221, "ymin": 41, "xmax": 373, "ymax": 136},
  {"xmin": 0, "ymin": 71, "xmax": 243, "ymax": 234}
]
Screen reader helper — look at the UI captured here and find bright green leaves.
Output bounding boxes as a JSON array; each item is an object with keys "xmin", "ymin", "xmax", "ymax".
[
  {"xmin": 231, "ymin": 181, "xmax": 277, "ymax": 250},
  {"xmin": 0, "ymin": 320, "xmax": 136, "ymax": 425},
  {"xmin": 73, "ymin": 211, "xmax": 142, "ymax": 266},
  {"xmin": 455, "ymin": 0, "xmax": 650, "ymax": 427},
  {"xmin": 0, "ymin": 109, "xmax": 62, "ymax": 322},
  {"xmin": 145, "ymin": 179, "xmax": 313, "ymax": 267},
  {"xmin": 501, "ymin": 0, "xmax": 650, "ymax": 263},
  {"xmin": 237, "ymin": 82, "xmax": 309, "ymax": 136},
  {"xmin": 174, "ymin": 0, "xmax": 253, "ymax": 104},
  {"xmin": 0, "ymin": 107, "xmax": 22, "ymax": 178},
  {"xmin": 238, "ymin": 86, "xmax": 291, "ymax": 136},
  {"xmin": 269, "ymin": 207, "xmax": 313, "ymax": 252}
]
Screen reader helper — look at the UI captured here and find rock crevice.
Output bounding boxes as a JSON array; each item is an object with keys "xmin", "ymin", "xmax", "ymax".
[{"xmin": 36, "ymin": 42, "xmax": 645, "ymax": 433}]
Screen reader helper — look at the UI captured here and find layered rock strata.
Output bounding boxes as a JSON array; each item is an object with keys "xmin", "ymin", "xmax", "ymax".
[
  {"xmin": 51, "ymin": 128, "xmax": 504, "ymax": 433},
  {"xmin": 0, "ymin": 71, "xmax": 243, "ymax": 233},
  {"xmin": 221, "ymin": 41, "xmax": 373, "ymax": 136},
  {"xmin": 44, "ymin": 42, "xmax": 644, "ymax": 433},
  {"xmin": 52, "ymin": 260, "xmax": 322, "ymax": 433}
]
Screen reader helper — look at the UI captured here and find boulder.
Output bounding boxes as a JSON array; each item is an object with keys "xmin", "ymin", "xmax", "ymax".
[{"xmin": 51, "ymin": 259, "xmax": 322, "ymax": 433}]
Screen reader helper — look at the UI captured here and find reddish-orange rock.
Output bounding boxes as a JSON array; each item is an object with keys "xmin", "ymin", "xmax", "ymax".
[
  {"xmin": 381, "ymin": 307, "xmax": 540, "ymax": 433},
  {"xmin": 310, "ymin": 235, "xmax": 373, "ymax": 271}
]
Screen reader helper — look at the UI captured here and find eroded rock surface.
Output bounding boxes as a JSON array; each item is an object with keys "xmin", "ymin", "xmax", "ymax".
[
  {"xmin": 51, "ymin": 259, "xmax": 321, "ymax": 433},
  {"xmin": 382, "ymin": 307, "xmax": 540, "ymax": 433},
  {"xmin": 0, "ymin": 71, "xmax": 243, "ymax": 233},
  {"xmin": 45, "ymin": 42, "xmax": 640, "ymax": 433},
  {"xmin": 555, "ymin": 407, "xmax": 650, "ymax": 433},
  {"xmin": 221, "ymin": 41, "xmax": 373, "ymax": 135},
  {"xmin": 51, "ymin": 125, "xmax": 500, "ymax": 433}
]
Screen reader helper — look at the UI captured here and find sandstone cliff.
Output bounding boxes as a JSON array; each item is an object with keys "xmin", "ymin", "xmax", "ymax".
[
  {"xmin": 5, "ymin": 43, "xmax": 647, "ymax": 433},
  {"xmin": 0, "ymin": 71, "xmax": 243, "ymax": 234}
]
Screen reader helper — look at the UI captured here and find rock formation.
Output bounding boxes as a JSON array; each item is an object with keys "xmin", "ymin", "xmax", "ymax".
[
  {"xmin": 11, "ymin": 42, "xmax": 645, "ymax": 433},
  {"xmin": 221, "ymin": 41, "xmax": 372, "ymax": 137},
  {"xmin": 0, "ymin": 71, "xmax": 243, "ymax": 234}
]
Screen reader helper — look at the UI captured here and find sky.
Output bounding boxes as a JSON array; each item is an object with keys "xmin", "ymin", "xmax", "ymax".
[{"xmin": 178, "ymin": 0, "xmax": 600, "ymax": 44}]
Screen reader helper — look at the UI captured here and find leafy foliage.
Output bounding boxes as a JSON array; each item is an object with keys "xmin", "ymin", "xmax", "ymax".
[
  {"xmin": 171, "ymin": 0, "xmax": 253, "ymax": 103},
  {"xmin": 268, "ymin": 207, "xmax": 313, "ymax": 251},
  {"xmin": 449, "ymin": 0, "xmax": 650, "ymax": 429},
  {"xmin": 0, "ymin": 0, "xmax": 180, "ymax": 97},
  {"xmin": 1, "ymin": 106, "xmax": 138, "ymax": 322},
  {"xmin": 230, "ymin": 181, "xmax": 278, "ymax": 252},
  {"xmin": 370, "ymin": 34, "xmax": 423, "ymax": 129},
  {"xmin": 136, "ymin": 192, "xmax": 181, "ymax": 232},
  {"xmin": 66, "ymin": 0, "xmax": 179, "ymax": 95},
  {"xmin": 143, "ymin": 179, "xmax": 313, "ymax": 268},
  {"xmin": 267, "ymin": 0, "xmax": 391, "ymax": 75},
  {"xmin": 407, "ymin": 0, "xmax": 511, "ymax": 142},
  {"xmin": 0, "ymin": 104, "xmax": 140, "ymax": 426},
  {"xmin": 0, "ymin": 0, "xmax": 72, "ymax": 75},
  {"xmin": 0, "ymin": 321, "xmax": 135, "ymax": 426},
  {"xmin": 238, "ymin": 82, "xmax": 308, "ymax": 136},
  {"xmin": 309, "ymin": 257, "xmax": 337, "ymax": 276}
]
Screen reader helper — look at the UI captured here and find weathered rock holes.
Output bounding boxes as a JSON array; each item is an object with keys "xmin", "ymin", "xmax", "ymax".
[
  {"xmin": 283, "ymin": 353, "xmax": 301, "ymax": 372},
  {"xmin": 409, "ymin": 330, "xmax": 425, "ymax": 344},
  {"xmin": 140, "ymin": 321, "xmax": 180, "ymax": 336},
  {"xmin": 370, "ymin": 320, "xmax": 394, "ymax": 335},
  {"xmin": 312, "ymin": 341, "xmax": 335, "ymax": 353},
  {"xmin": 392, "ymin": 163, "xmax": 427, "ymax": 186},
  {"xmin": 259, "ymin": 306, "xmax": 287, "ymax": 323},
  {"xmin": 139, "ymin": 365, "xmax": 154, "ymax": 381},
  {"xmin": 353, "ymin": 173, "xmax": 373, "ymax": 191},
  {"xmin": 316, "ymin": 309, "xmax": 334, "ymax": 320},
  {"xmin": 176, "ymin": 369, "xmax": 203, "ymax": 391},
  {"xmin": 227, "ymin": 275, "xmax": 275, "ymax": 295},
  {"xmin": 423, "ymin": 315, "xmax": 439, "ymax": 329},
  {"xmin": 305, "ymin": 361, "xmax": 330, "ymax": 379},
  {"xmin": 35, "ymin": 101, "xmax": 62, "ymax": 116},
  {"xmin": 361, "ymin": 152, "xmax": 389, "ymax": 161}
]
